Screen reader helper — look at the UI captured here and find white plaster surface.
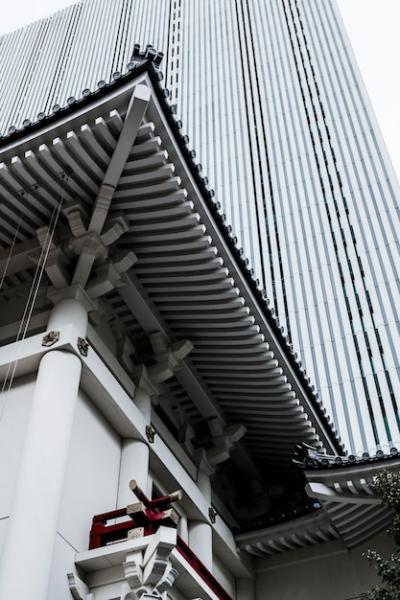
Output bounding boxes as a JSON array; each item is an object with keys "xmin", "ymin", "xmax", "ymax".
[
  {"xmin": 0, "ymin": 375, "xmax": 35, "ymax": 519},
  {"xmin": 213, "ymin": 553, "xmax": 236, "ymax": 598},
  {"xmin": 0, "ymin": 348, "xmax": 82, "ymax": 600},
  {"xmin": 47, "ymin": 387, "xmax": 121, "ymax": 598},
  {"xmin": 255, "ymin": 532, "xmax": 393, "ymax": 600},
  {"xmin": 46, "ymin": 534, "xmax": 76, "ymax": 600},
  {"xmin": 57, "ymin": 388, "xmax": 121, "ymax": 551},
  {"xmin": 0, "ymin": 519, "xmax": 8, "ymax": 559}
]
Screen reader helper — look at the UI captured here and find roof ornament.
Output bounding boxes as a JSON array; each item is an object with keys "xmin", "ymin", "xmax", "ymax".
[
  {"xmin": 294, "ymin": 441, "xmax": 400, "ymax": 470},
  {"xmin": 128, "ymin": 43, "xmax": 164, "ymax": 71}
]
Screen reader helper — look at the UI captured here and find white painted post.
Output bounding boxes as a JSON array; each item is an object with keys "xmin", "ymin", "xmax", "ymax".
[
  {"xmin": 47, "ymin": 297, "xmax": 88, "ymax": 332},
  {"xmin": 236, "ymin": 578, "xmax": 256, "ymax": 600},
  {"xmin": 117, "ymin": 390, "xmax": 152, "ymax": 505},
  {"xmin": 117, "ymin": 438, "xmax": 150, "ymax": 506},
  {"xmin": 178, "ymin": 512, "xmax": 189, "ymax": 543},
  {"xmin": 188, "ymin": 463, "xmax": 213, "ymax": 570},
  {"xmin": 0, "ymin": 298, "xmax": 87, "ymax": 600},
  {"xmin": 188, "ymin": 519, "xmax": 213, "ymax": 571}
]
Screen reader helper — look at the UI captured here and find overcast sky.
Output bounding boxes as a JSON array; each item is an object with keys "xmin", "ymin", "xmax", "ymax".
[{"xmin": 1, "ymin": 1, "xmax": 400, "ymax": 182}]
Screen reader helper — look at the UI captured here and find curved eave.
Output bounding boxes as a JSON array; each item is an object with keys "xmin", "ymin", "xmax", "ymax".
[
  {"xmin": 238, "ymin": 452, "xmax": 400, "ymax": 556},
  {"xmin": 146, "ymin": 70, "xmax": 343, "ymax": 457},
  {"xmin": 235, "ymin": 508, "xmax": 339, "ymax": 557},
  {"xmin": 302, "ymin": 455, "xmax": 400, "ymax": 548},
  {"xmin": 0, "ymin": 64, "xmax": 343, "ymax": 472}
]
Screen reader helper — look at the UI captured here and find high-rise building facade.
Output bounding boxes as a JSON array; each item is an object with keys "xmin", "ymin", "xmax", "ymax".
[{"xmin": 1, "ymin": 0, "xmax": 400, "ymax": 455}]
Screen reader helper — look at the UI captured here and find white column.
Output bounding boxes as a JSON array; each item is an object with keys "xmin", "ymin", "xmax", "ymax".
[
  {"xmin": 47, "ymin": 297, "xmax": 88, "ymax": 332},
  {"xmin": 188, "ymin": 462, "xmax": 213, "ymax": 570},
  {"xmin": 188, "ymin": 520, "xmax": 213, "ymax": 571},
  {"xmin": 236, "ymin": 578, "xmax": 256, "ymax": 600},
  {"xmin": 178, "ymin": 513, "xmax": 189, "ymax": 543},
  {"xmin": 0, "ymin": 298, "xmax": 86, "ymax": 600},
  {"xmin": 117, "ymin": 390, "xmax": 152, "ymax": 505},
  {"xmin": 117, "ymin": 438, "xmax": 150, "ymax": 505}
]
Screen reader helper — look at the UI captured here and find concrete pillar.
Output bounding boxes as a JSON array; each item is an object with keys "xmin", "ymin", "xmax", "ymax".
[
  {"xmin": 236, "ymin": 578, "xmax": 256, "ymax": 600},
  {"xmin": 117, "ymin": 389, "xmax": 152, "ymax": 506},
  {"xmin": 47, "ymin": 297, "xmax": 88, "ymax": 332},
  {"xmin": 117, "ymin": 438, "xmax": 150, "ymax": 505},
  {"xmin": 0, "ymin": 299, "xmax": 86, "ymax": 600},
  {"xmin": 187, "ymin": 461, "xmax": 213, "ymax": 570},
  {"xmin": 178, "ymin": 513, "xmax": 189, "ymax": 543},
  {"xmin": 188, "ymin": 520, "xmax": 213, "ymax": 572}
]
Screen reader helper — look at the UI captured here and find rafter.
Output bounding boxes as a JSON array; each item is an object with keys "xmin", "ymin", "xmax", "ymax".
[
  {"xmin": 118, "ymin": 270, "xmax": 225, "ymax": 422},
  {"xmin": 89, "ymin": 85, "xmax": 151, "ymax": 234},
  {"xmin": 0, "ymin": 238, "xmax": 39, "ymax": 276}
]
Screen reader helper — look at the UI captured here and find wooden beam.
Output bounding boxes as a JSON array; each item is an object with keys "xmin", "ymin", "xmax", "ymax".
[
  {"xmin": 118, "ymin": 271, "xmax": 224, "ymax": 422},
  {"xmin": 306, "ymin": 482, "xmax": 381, "ymax": 506},
  {"xmin": 0, "ymin": 238, "xmax": 39, "ymax": 277},
  {"xmin": 89, "ymin": 84, "xmax": 151, "ymax": 234}
]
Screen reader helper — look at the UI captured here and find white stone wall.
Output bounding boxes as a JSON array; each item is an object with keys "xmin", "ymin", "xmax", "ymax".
[
  {"xmin": 47, "ymin": 388, "xmax": 122, "ymax": 599},
  {"xmin": 0, "ymin": 374, "xmax": 35, "ymax": 535},
  {"xmin": 213, "ymin": 553, "xmax": 236, "ymax": 598},
  {"xmin": 255, "ymin": 532, "xmax": 393, "ymax": 600}
]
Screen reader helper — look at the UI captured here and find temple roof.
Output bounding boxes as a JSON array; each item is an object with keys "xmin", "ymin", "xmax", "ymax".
[
  {"xmin": 294, "ymin": 442, "xmax": 400, "ymax": 469},
  {"xmin": 0, "ymin": 49, "xmax": 342, "ymax": 455},
  {"xmin": 2, "ymin": 44, "xmax": 397, "ymax": 553},
  {"xmin": 0, "ymin": 49, "xmax": 345, "ymax": 531}
]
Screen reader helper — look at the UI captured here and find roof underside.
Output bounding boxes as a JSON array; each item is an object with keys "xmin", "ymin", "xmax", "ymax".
[{"xmin": 0, "ymin": 64, "xmax": 342, "ymax": 524}]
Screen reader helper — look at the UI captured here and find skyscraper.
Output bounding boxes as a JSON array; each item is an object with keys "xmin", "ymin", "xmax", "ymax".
[{"xmin": 1, "ymin": 0, "xmax": 400, "ymax": 454}]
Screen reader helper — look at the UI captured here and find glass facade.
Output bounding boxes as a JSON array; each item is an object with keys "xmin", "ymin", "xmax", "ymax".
[{"xmin": 1, "ymin": 0, "xmax": 400, "ymax": 454}]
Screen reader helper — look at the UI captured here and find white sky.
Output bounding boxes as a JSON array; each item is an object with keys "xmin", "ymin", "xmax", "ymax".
[{"xmin": 1, "ymin": 0, "xmax": 400, "ymax": 181}]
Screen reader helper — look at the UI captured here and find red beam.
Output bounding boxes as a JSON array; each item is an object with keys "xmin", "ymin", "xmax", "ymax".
[{"xmin": 88, "ymin": 508, "xmax": 233, "ymax": 600}]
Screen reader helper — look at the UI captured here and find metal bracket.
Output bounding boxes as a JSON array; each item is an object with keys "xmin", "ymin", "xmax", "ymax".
[
  {"xmin": 208, "ymin": 506, "xmax": 217, "ymax": 524},
  {"xmin": 77, "ymin": 337, "xmax": 90, "ymax": 357},
  {"xmin": 42, "ymin": 330, "xmax": 60, "ymax": 347},
  {"xmin": 146, "ymin": 425, "xmax": 156, "ymax": 444}
]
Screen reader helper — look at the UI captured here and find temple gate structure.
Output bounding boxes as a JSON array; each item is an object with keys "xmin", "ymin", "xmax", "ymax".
[{"xmin": 0, "ymin": 50, "xmax": 399, "ymax": 600}]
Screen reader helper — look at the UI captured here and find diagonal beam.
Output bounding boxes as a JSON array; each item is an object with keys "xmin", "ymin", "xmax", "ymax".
[
  {"xmin": 118, "ymin": 271, "xmax": 224, "ymax": 422},
  {"xmin": 89, "ymin": 84, "xmax": 151, "ymax": 234},
  {"xmin": 118, "ymin": 272, "xmax": 267, "ymax": 483},
  {"xmin": 0, "ymin": 238, "xmax": 40, "ymax": 277},
  {"xmin": 306, "ymin": 482, "xmax": 381, "ymax": 506}
]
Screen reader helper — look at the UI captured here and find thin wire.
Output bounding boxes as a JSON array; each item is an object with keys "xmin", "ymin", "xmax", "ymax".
[
  {"xmin": 0, "ymin": 208, "xmax": 57, "ymax": 418},
  {"xmin": 0, "ymin": 193, "xmax": 24, "ymax": 291},
  {"xmin": 0, "ymin": 177, "xmax": 66, "ymax": 422},
  {"xmin": 0, "ymin": 210, "xmax": 54, "ymax": 397},
  {"xmin": 4, "ymin": 195, "xmax": 64, "ymax": 396},
  {"xmin": 22, "ymin": 197, "xmax": 64, "ymax": 343}
]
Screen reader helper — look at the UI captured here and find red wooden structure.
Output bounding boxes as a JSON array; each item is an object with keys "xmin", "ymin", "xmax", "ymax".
[{"xmin": 88, "ymin": 480, "xmax": 232, "ymax": 600}]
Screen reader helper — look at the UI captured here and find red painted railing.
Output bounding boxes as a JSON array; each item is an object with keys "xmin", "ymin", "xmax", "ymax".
[
  {"xmin": 89, "ymin": 508, "xmax": 232, "ymax": 600},
  {"xmin": 176, "ymin": 535, "xmax": 232, "ymax": 600}
]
